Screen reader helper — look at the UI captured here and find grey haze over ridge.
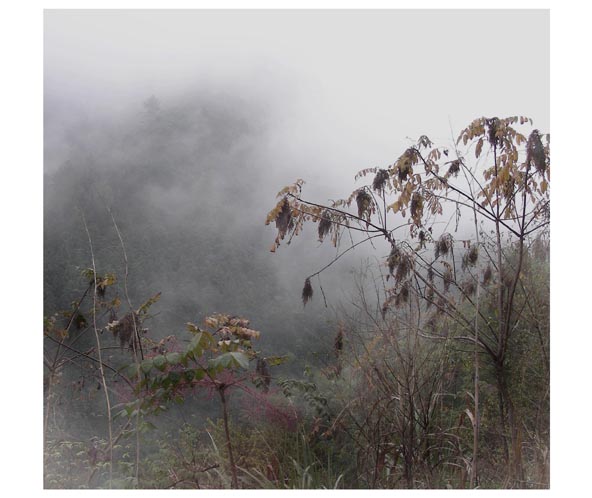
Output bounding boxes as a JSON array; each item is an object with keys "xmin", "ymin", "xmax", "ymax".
[
  {"xmin": 44, "ymin": 9, "xmax": 550, "ymax": 332},
  {"xmin": 45, "ymin": 9, "xmax": 549, "ymax": 187}
]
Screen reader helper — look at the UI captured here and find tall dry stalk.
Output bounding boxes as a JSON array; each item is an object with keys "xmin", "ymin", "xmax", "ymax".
[
  {"xmin": 468, "ymin": 186, "xmax": 481, "ymax": 489},
  {"xmin": 218, "ymin": 386, "xmax": 239, "ymax": 488},
  {"xmin": 107, "ymin": 206, "xmax": 143, "ymax": 485},
  {"xmin": 457, "ymin": 134, "xmax": 481, "ymax": 489},
  {"xmin": 81, "ymin": 211, "xmax": 114, "ymax": 487}
]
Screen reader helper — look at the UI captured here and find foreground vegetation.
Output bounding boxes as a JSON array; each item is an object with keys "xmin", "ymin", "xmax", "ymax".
[{"xmin": 44, "ymin": 115, "xmax": 549, "ymax": 489}]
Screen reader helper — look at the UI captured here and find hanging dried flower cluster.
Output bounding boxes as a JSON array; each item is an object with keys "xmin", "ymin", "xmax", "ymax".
[
  {"xmin": 302, "ymin": 278, "xmax": 313, "ymax": 306},
  {"xmin": 317, "ymin": 210, "xmax": 332, "ymax": 242}
]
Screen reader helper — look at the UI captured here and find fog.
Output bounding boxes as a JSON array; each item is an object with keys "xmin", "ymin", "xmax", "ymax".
[
  {"xmin": 45, "ymin": 8, "xmax": 550, "ymax": 345},
  {"xmin": 45, "ymin": 9, "xmax": 549, "ymax": 176},
  {"xmin": 40, "ymin": 9, "xmax": 553, "ymax": 489}
]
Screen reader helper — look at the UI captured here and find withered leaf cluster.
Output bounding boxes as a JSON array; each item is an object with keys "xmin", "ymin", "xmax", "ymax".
[
  {"xmin": 397, "ymin": 149, "xmax": 415, "ymax": 182},
  {"xmin": 447, "ymin": 159, "xmax": 461, "ymax": 176},
  {"xmin": 205, "ymin": 314, "xmax": 261, "ymax": 340},
  {"xmin": 355, "ymin": 189, "xmax": 372, "ymax": 219},
  {"xmin": 108, "ymin": 312, "xmax": 141, "ymax": 349},
  {"xmin": 302, "ymin": 277, "xmax": 313, "ymax": 306},
  {"xmin": 434, "ymin": 234, "xmax": 451, "ymax": 259},
  {"xmin": 387, "ymin": 245, "xmax": 402, "ymax": 276},
  {"xmin": 394, "ymin": 253, "xmax": 412, "ymax": 284},
  {"xmin": 486, "ymin": 117, "xmax": 501, "ymax": 147},
  {"xmin": 462, "ymin": 244, "xmax": 479, "ymax": 270},
  {"xmin": 372, "ymin": 168, "xmax": 389, "ymax": 193},
  {"xmin": 317, "ymin": 210, "xmax": 332, "ymax": 242},
  {"xmin": 395, "ymin": 281, "xmax": 410, "ymax": 307},
  {"xmin": 460, "ymin": 279, "xmax": 476, "ymax": 299},
  {"xmin": 526, "ymin": 129, "xmax": 547, "ymax": 174},
  {"xmin": 410, "ymin": 192, "xmax": 424, "ymax": 223},
  {"xmin": 275, "ymin": 197, "xmax": 293, "ymax": 241}
]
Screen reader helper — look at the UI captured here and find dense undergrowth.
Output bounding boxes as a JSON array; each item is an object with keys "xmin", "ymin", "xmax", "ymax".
[
  {"xmin": 44, "ymin": 241, "xmax": 548, "ymax": 489},
  {"xmin": 44, "ymin": 111, "xmax": 549, "ymax": 489}
]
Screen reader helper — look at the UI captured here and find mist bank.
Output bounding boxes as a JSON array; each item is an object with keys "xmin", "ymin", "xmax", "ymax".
[{"xmin": 44, "ymin": 89, "xmax": 379, "ymax": 370}]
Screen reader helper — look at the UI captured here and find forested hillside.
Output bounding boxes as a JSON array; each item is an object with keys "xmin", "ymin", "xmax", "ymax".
[{"xmin": 44, "ymin": 97, "xmax": 549, "ymax": 488}]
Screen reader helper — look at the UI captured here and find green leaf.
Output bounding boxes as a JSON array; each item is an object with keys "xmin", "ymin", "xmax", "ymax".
[
  {"xmin": 168, "ymin": 371, "xmax": 181, "ymax": 386},
  {"xmin": 188, "ymin": 333, "xmax": 204, "ymax": 357},
  {"xmin": 139, "ymin": 421, "xmax": 157, "ymax": 432},
  {"xmin": 152, "ymin": 355, "xmax": 167, "ymax": 371},
  {"xmin": 266, "ymin": 355, "xmax": 290, "ymax": 367},
  {"xmin": 165, "ymin": 352, "xmax": 182, "ymax": 365},
  {"xmin": 231, "ymin": 352, "xmax": 250, "ymax": 369},
  {"xmin": 126, "ymin": 364, "xmax": 140, "ymax": 378},
  {"xmin": 137, "ymin": 292, "xmax": 162, "ymax": 315},
  {"xmin": 209, "ymin": 351, "xmax": 249, "ymax": 370},
  {"xmin": 140, "ymin": 359, "xmax": 153, "ymax": 374}
]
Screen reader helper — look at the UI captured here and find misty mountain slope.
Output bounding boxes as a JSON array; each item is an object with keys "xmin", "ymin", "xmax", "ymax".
[{"xmin": 44, "ymin": 93, "xmax": 337, "ymax": 361}]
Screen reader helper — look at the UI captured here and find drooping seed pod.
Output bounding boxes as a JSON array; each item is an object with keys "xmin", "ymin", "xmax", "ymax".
[
  {"xmin": 275, "ymin": 197, "xmax": 293, "ymax": 240},
  {"xmin": 317, "ymin": 211, "xmax": 332, "ymax": 242},
  {"xmin": 387, "ymin": 245, "xmax": 401, "ymax": 276},
  {"xmin": 334, "ymin": 327, "xmax": 344, "ymax": 358},
  {"xmin": 302, "ymin": 278, "xmax": 313, "ymax": 306}
]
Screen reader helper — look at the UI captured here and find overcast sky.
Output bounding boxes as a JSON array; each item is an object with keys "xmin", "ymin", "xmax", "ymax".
[{"xmin": 44, "ymin": 9, "xmax": 549, "ymax": 193}]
